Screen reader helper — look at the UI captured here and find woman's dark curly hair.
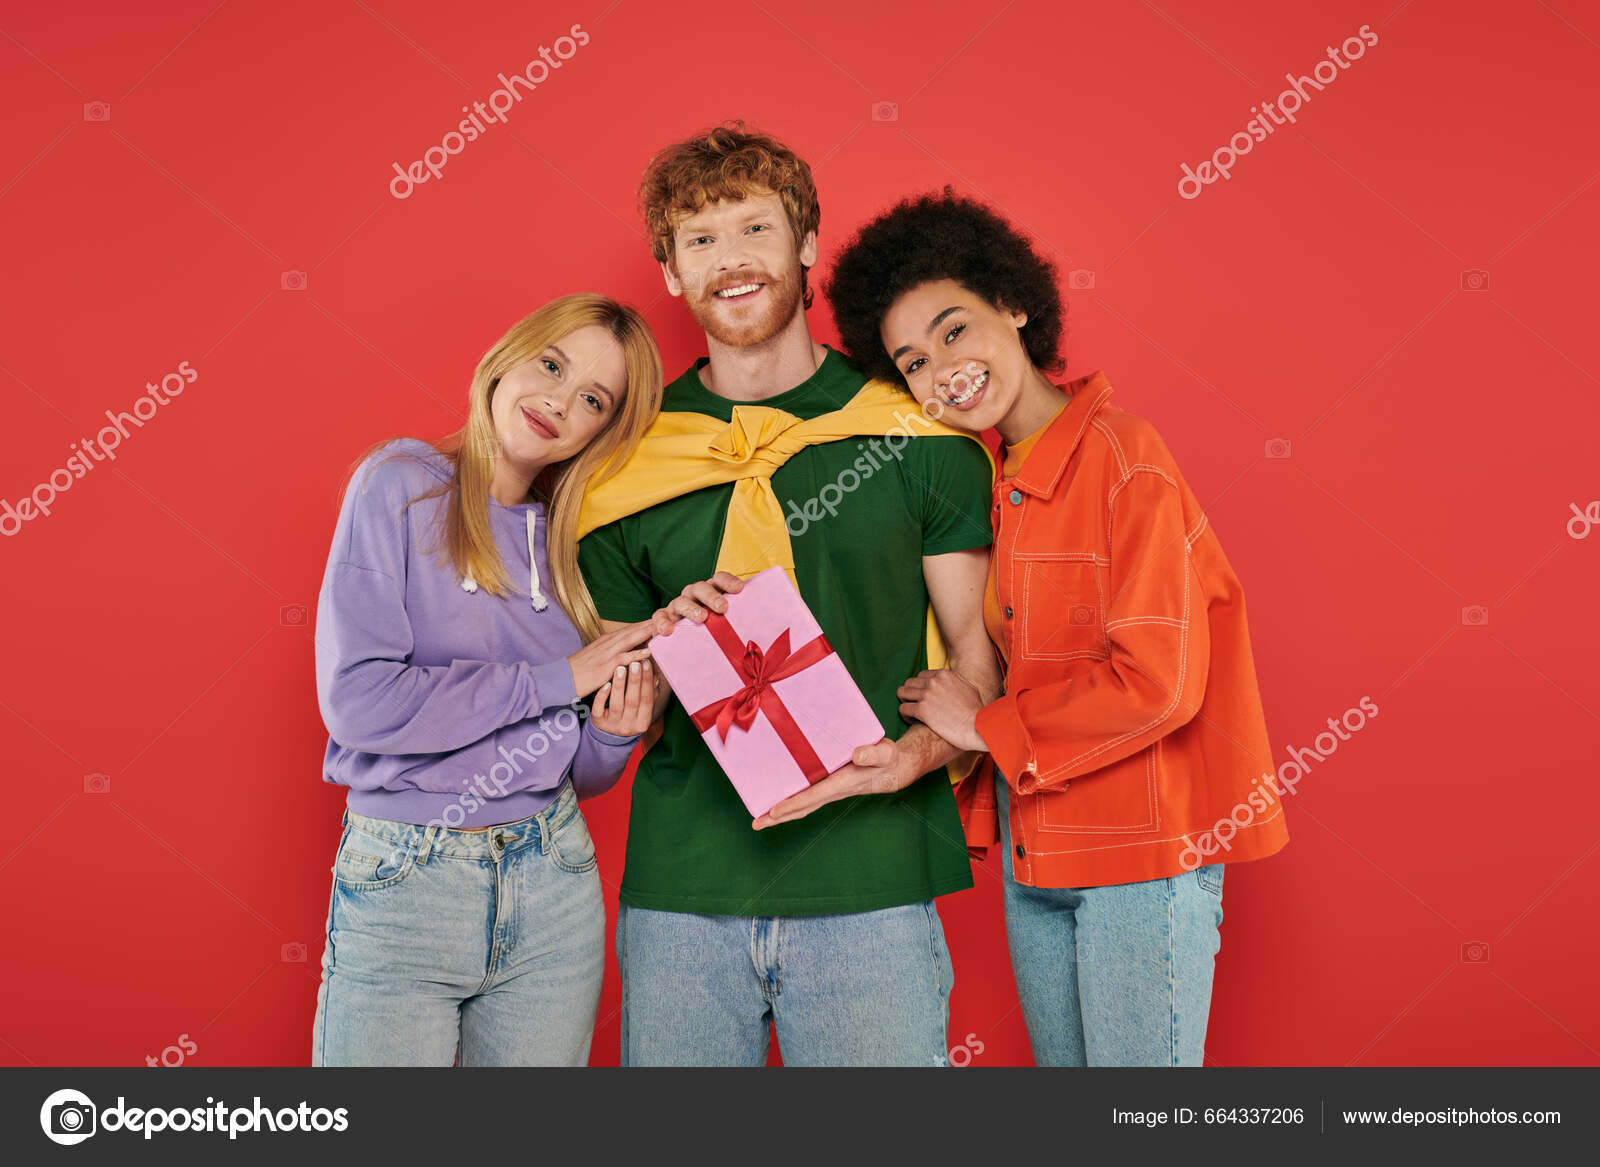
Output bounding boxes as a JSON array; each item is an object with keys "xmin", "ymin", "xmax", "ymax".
[{"xmin": 826, "ymin": 187, "xmax": 1065, "ymax": 385}]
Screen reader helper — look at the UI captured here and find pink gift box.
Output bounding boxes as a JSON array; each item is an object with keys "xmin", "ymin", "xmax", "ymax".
[{"xmin": 646, "ymin": 566, "xmax": 888, "ymax": 817}]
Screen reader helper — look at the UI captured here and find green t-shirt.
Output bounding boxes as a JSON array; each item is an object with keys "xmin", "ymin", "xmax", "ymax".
[{"xmin": 578, "ymin": 346, "xmax": 994, "ymax": 916}]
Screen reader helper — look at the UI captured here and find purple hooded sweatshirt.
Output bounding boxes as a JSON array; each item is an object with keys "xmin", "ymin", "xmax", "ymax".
[{"xmin": 315, "ymin": 439, "xmax": 640, "ymax": 827}]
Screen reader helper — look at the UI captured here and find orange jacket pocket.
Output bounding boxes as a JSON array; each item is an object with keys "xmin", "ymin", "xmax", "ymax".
[
  {"xmin": 1018, "ymin": 554, "xmax": 1107, "ymax": 662},
  {"xmin": 1034, "ymin": 745, "xmax": 1160, "ymax": 834}
]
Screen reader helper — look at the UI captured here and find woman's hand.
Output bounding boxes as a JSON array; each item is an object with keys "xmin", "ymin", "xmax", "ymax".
[
  {"xmin": 896, "ymin": 668, "xmax": 988, "ymax": 753},
  {"xmin": 591, "ymin": 659, "xmax": 655, "ymax": 738},
  {"xmin": 647, "ymin": 570, "xmax": 746, "ymax": 635},
  {"xmin": 567, "ymin": 621, "xmax": 655, "ymax": 698}
]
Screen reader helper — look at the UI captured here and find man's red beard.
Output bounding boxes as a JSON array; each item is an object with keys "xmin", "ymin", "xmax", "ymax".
[{"xmin": 682, "ymin": 261, "xmax": 804, "ymax": 348}]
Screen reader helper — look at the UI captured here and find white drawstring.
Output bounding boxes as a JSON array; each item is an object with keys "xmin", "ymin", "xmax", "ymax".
[
  {"xmin": 458, "ymin": 507, "xmax": 546, "ymax": 610},
  {"xmin": 526, "ymin": 509, "xmax": 547, "ymax": 611}
]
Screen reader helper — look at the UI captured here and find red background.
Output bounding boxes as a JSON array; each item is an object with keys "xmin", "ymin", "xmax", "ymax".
[{"xmin": 2, "ymin": 0, "xmax": 1597, "ymax": 1068}]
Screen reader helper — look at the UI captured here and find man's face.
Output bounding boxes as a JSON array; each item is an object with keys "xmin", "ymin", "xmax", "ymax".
[{"xmin": 661, "ymin": 189, "xmax": 816, "ymax": 347}]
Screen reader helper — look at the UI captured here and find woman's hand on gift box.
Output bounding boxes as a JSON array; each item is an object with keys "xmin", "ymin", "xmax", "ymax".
[
  {"xmin": 896, "ymin": 668, "xmax": 988, "ymax": 753},
  {"xmin": 590, "ymin": 658, "xmax": 656, "ymax": 738},
  {"xmin": 752, "ymin": 738, "xmax": 921, "ymax": 829},
  {"xmin": 647, "ymin": 570, "xmax": 746, "ymax": 634}
]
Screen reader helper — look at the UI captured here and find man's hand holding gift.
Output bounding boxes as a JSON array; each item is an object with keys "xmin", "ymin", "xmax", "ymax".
[
  {"xmin": 648, "ymin": 566, "xmax": 997, "ymax": 830},
  {"xmin": 648, "ymin": 560, "xmax": 929, "ymax": 830},
  {"xmin": 649, "ymin": 570, "xmax": 747, "ymax": 629},
  {"xmin": 751, "ymin": 736, "xmax": 924, "ymax": 829},
  {"xmin": 644, "ymin": 570, "xmax": 748, "ymax": 723}
]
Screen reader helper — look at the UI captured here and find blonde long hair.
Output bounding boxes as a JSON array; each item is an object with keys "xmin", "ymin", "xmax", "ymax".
[{"xmin": 360, "ymin": 294, "xmax": 663, "ymax": 642}]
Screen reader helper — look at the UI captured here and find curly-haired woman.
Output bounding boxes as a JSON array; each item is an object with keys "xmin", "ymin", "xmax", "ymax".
[{"xmin": 816, "ymin": 190, "xmax": 1289, "ymax": 1066}]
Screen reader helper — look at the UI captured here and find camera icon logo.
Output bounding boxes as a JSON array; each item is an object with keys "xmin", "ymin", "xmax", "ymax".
[
  {"xmin": 281, "ymin": 270, "xmax": 308, "ymax": 291},
  {"xmin": 1461, "ymin": 941, "xmax": 1490, "ymax": 963},
  {"xmin": 281, "ymin": 941, "xmax": 307, "ymax": 962},
  {"xmin": 1461, "ymin": 605, "xmax": 1489, "ymax": 627},
  {"xmin": 871, "ymin": 101, "xmax": 899, "ymax": 122},
  {"xmin": 1265, "ymin": 438, "xmax": 1292, "ymax": 459},
  {"xmin": 1460, "ymin": 269, "xmax": 1489, "ymax": 291},
  {"xmin": 280, "ymin": 603, "xmax": 308, "ymax": 627},
  {"xmin": 40, "ymin": 1088, "xmax": 97, "ymax": 1145},
  {"xmin": 84, "ymin": 772, "xmax": 111, "ymax": 794},
  {"xmin": 1069, "ymin": 604, "xmax": 1096, "ymax": 626},
  {"xmin": 83, "ymin": 102, "xmax": 111, "ymax": 122},
  {"xmin": 1068, "ymin": 269, "xmax": 1096, "ymax": 290}
]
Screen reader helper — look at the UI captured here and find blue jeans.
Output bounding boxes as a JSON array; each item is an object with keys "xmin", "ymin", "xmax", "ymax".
[
  {"xmin": 615, "ymin": 901, "xmax": 954, "ymax": 1066},
  {"xmin": 312, "ymin": 780, "xmax": 604, "ymax": 1066},
  {"xmin": 996, "ymin": 773, "xmax": 1225, "ymax": 1066}
]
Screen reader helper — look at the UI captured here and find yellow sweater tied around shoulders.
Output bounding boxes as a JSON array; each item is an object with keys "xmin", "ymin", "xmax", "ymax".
[{"xmin": 576, "ymin": 378, "xmax": 993, "ymax": 790}]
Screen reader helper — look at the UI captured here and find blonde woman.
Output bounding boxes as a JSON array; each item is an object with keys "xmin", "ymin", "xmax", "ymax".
[{"xmin": 311, "ymin": 294, "xmax": 664, "ymax": 1066}]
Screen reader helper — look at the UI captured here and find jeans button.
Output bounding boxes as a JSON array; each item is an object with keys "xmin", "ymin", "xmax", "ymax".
[
  {"xmin": 1009, "ymin": 489, "xmax": 1022, "ymax": 505},
  {"xmin": 1015, "ymin": 843, "xmax": 1025, "ymax": 859},
  {"xmin": 1004, "ymin": 606, "xmax": 1013, "ymax": 618},
  {"xmin": 494, "ymin": 832, "xmax": 507, "ymax": 849}
]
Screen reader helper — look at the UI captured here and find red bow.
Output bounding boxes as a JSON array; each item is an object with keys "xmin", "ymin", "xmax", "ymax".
[{"xmin": 689, "ymin": 614, "xmax": 836, "ymax": 784}]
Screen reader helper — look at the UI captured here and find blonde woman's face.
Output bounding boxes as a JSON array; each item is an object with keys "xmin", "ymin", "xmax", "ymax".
[{"xmin": 491, "ymin": 323, "xmax": 626, "ymax": 472}]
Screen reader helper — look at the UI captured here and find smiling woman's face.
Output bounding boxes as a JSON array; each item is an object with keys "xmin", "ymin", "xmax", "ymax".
[
  {"xmin": 490, "ymin": 323, "xmax": 626, "ymax": 479},
  {"xmin": 880, "ymin": 278, "xmax": 1032, "ymax": 434}
]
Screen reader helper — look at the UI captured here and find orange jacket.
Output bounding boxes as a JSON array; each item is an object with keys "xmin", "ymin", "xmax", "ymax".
[{"xmin": 958, "ymin": 371, "xmax": 1289, "ymax": 887}]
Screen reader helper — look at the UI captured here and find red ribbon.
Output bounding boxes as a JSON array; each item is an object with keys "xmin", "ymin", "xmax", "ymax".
[{"xmin": 689, "ymin": 613, "xmax": 837, "ymax": 785}]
